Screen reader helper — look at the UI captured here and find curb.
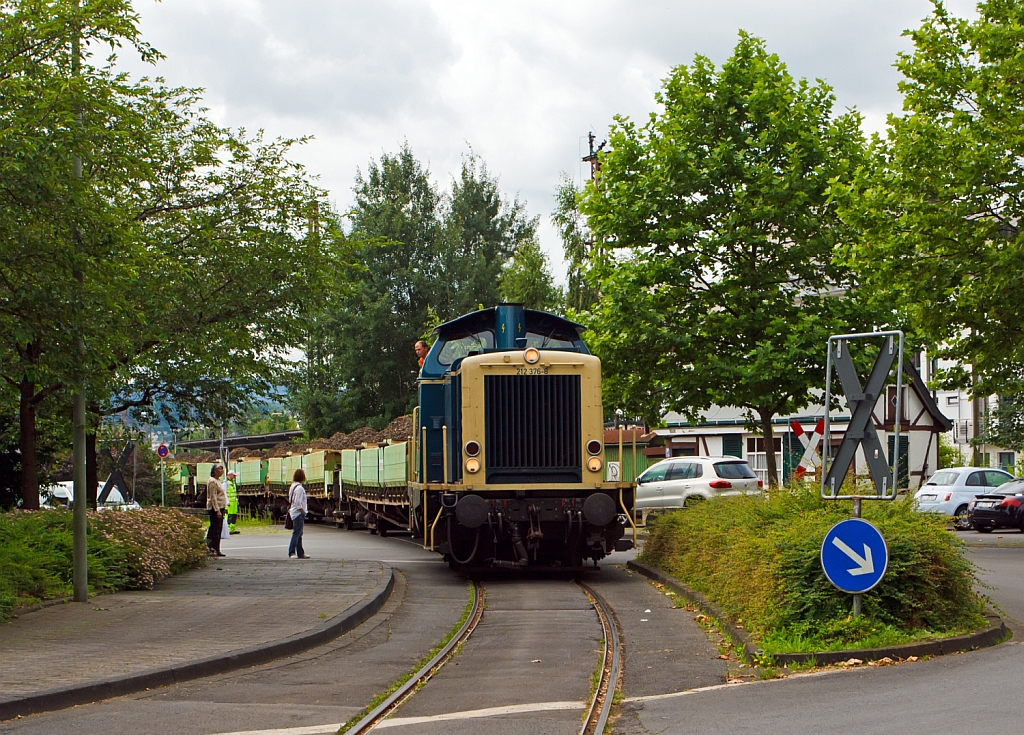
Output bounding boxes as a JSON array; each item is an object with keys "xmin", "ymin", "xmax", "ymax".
[
  {"xmin": 626, "ymin": 560, "xmax": 1008, "ymax": 667},
  {"xmin": 0, "ymin": 567, "xmax": 396, "ymax": 722}
]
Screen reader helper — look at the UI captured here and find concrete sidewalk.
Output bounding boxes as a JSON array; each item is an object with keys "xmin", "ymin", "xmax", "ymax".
[{"xmin": 0, "ymin": 557, "xmax": 394, "ymax": 720}]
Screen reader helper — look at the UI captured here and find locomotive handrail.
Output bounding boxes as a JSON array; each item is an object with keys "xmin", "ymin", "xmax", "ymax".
[
  {"xmin": 429, "ymin": 503, "xmax": 444, "ymax": 551},
  {"xmin": 442, "ymin": 425, "xmax": 449, "ymax": 486},
  {"xmin": 619, "ymin": 487, "xmax": 637, "ymax": 547}
]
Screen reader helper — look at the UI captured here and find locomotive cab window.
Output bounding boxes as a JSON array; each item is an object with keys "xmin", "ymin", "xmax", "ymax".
[
  {"xmin": 524, "ymin": 330, "xmax": 577, "ymax": 350},
  {"xmin": 437, "ymin": 329, "xmax": 495, "ymax": 366}
]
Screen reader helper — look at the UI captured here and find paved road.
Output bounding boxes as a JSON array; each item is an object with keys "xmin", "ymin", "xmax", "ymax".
[
  {"xmin": 0, "ymin": 557, "xmax": 384, "ymax": 704},
  {"xmin": 622, "ymin": 543, "xmax": 1024, "ymax": 735},
  {"xmin": 0, "ymin": 526, "xmax": 465, "ymax": 735},
  {"xmin": 385, "ymin": 579, "xmax": 600, "ymax": 734}
]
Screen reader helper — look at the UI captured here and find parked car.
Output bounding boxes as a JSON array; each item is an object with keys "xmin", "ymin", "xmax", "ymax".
[
  {"xmin": 913, "ymin": 467, "xmax": 1015, "ymax": 530},
  {"xmin": 968, "ymin": 478, "xmax": 1024, "ymax": 532},
  {"xmin": 635, "ymin": 456, "xmax": 761, "ymax": 518}
]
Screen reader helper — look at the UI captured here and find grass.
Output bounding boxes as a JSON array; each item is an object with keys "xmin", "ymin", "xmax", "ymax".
[
  {"xmin": 640, "ymin": 485, "xmax": 988, "ymax": 656},
  {"xmin": 234, "ymin": 509, "xmax": 274, "ymax": 529},
  {"xmin": 337, "ymin": 581, "xmax": 479, "ymax": 734}
]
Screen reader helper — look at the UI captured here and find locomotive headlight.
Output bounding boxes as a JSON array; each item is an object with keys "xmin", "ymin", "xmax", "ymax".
[
  {"xmin": 587, "ymin": 456, "xmax": 603, "ymax": 473},
  {"xmin": 464, "ymin": 440, "xmax": 480, "ymax": 457},
  {"xmin": 466, "ymin": 457, "xmax": 481, "ymax": 474},
  {"xmin": 587, "ymin": 440, "xmax": 602, "ymax": 455},
  {"xmin": 524, "ymin": 347, "xmax": 540, "ymax": 364}
]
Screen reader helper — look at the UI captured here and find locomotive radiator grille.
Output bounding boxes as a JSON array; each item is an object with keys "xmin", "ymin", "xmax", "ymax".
[{"xmin": 484, "ymin": 374, "xmax": 582, "ymax": 484}]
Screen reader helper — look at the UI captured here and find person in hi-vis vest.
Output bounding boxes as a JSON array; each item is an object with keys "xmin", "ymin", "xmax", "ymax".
[{"xmin": 225, "ymin": 470, "xmax": 239, "ymax": 535}]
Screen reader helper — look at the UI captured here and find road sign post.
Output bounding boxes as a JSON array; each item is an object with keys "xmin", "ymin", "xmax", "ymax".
[
  {"xmin": 157, "ymin": 444, "xmax": 169, "ymax": 507},
  {"xmin": 820, "ymin": 331, "xmax": 903, "ymax": 615}
]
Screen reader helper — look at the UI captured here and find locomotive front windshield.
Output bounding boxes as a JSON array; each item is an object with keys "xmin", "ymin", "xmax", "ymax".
[
  {"xmin": 524, "ymin": 328, "xmax": 577, "ymax": 349},
  {"xmin": 437, "ymin": 329, "xmax": 495, "ymax": 365}
]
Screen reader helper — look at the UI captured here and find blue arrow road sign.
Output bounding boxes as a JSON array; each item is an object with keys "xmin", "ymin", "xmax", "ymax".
[{"xmin": 821, "ymin": 518, "xmax": 888, "ymax": 594}]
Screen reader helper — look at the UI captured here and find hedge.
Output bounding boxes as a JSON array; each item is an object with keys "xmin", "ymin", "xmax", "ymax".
[
  {"xmin": 0, "ymin": 507, "xmax": 206, "ymax": 620},
  {"xmin": 639, "ymin": 488, "xmax": 988, "ymax": 655}
]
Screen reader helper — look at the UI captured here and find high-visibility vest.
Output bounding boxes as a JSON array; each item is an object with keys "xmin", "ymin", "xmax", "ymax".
[{"xmin": 226, "ymin": 479, "xmax": 238, "ymax": 514}]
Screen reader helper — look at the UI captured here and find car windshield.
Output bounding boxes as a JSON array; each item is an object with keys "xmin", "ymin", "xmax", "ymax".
[
  {"xmin": 437, "ymin": 330, "xmax": 495, "ymax": 366},
  {"xmin": 714, "ymin": 461, "xmax": 756, "ymax": 479},
  {"xmin": 926, "ymin": 471, "xmax": 959, "ymax": 486}
]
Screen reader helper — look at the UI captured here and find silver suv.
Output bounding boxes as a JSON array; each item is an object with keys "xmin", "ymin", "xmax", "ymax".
[{"xmin": 635, "ymin": 456, "xmax": 762, "ymax": 519}]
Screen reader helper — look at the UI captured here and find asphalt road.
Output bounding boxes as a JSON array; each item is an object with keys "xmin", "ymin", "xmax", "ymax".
[{"xmin": 622, "ymin": 543, "xmax": 1024, "ymax": 735}]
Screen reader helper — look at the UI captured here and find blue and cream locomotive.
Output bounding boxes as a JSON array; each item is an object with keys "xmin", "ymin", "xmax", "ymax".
[{"xmin": 411, "ymin": 304, "xmax": 635, "ymax": 569}]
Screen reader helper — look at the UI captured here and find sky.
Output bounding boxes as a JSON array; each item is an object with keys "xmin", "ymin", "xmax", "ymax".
[{"xmin": 116, "ymin": 0, "xmax": 979, "ymax": 284}]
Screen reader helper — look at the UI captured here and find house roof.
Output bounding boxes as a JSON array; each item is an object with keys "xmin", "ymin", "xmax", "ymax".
[{"xmin": 904, "ymin": 361, "xmax": 954, "ymax": 432}]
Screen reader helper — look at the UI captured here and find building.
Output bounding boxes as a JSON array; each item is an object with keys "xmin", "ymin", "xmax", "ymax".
[{"xmin": 655, "ymin": 361, "xmax": 952, "ymax": 490}]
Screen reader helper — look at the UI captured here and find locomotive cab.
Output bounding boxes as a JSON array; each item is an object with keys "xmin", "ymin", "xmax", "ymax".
[{"xmin": 413, "ymin": 304, "xmax": 635, "ymax": 570}]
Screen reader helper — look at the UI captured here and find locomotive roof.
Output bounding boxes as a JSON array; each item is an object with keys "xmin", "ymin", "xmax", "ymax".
[{"xmin": 432, "ymin": 305, "xmax": 585, "ymax": 337}]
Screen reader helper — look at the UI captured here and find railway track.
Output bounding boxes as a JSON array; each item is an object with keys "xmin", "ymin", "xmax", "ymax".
[
  {"xmin": 346, "ymin": 578, "xmax": 624, "ymax": 735},
  {"xmin": 578, "ymin": 581, "xmax": 623, "ymax": 735}
]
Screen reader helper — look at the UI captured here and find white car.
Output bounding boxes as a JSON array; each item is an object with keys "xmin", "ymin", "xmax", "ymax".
[
  {"xmin": 913, "ymin": 467, "xmax": 1015, "ymax": 530},
  {"xmin": 635, "ymin": 456, "xmax": 762, "ymax": 517}
]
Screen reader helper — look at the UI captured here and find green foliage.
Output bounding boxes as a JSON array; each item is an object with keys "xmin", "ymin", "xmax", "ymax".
[
  {"xmin": 552, "ymin": 175, "xmax": 596, "ymax": 313},
  {"xmin": 977, "ymin": 393, "xmax": 1024, "ymax": 453},
  {"xmin": 499, "ymin": 239, "xmax": 562, "ymax": 312},
  {"xmin": 938, "ymin": 432, "xmax": 962, "ymax": 470},
  {"xmin": 0, "ymin": 0, "xmax": 337, "ymax": 506},
  {"xmin": 0, "ymin": 507, "xmax": 206, "ymax": 620},
  {"xmin": 293, "ymin": 146, "xmax": 540, "ymax": 436},
  {"xmin": 640, "ymin": 489, "xmax": 986, "ymax": 655},
  {"xmin": 579, "ymin": 33, "xmax": 874, "ymax": 484},
  {"xmin": 837, "ymin": 0, "xmax": 1024, "ymax": 397}
]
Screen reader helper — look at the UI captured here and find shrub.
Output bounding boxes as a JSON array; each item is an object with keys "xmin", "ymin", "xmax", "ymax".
[
  {"xmin": 0, "ymin": 507, "xmax": 206, "ymax": 620},
  {"xmin": 640, "ymin": 487, "xmax": 987, "ymax": 654}
]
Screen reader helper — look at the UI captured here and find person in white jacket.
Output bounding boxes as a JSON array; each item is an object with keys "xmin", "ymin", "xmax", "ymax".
[{"xmin": 288, "ymin": 469, "xmax": 310, "ymax": 559}]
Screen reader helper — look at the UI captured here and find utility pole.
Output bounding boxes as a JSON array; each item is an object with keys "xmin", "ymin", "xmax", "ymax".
[{"xmin": 71, "ymin": 0, "xmax": 88, "ymax": 604}]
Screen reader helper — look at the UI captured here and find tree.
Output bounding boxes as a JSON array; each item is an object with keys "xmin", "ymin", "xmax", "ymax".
[
  {"xmin": 580, "ymin": 33, "xmax": 869, "ymax": 485},
  {"xmin": 438, "ymin": 154, "xmax": 536, "ymax": 315},
  {"xmin": 838, "ymin": 0, "xmax": 1024, "ymax": 398},
  {"xmin": 499, "ymin": 239, "xmax": 561, "ymax": 312},
  {"xmin": 293, "ymin": 145, "xmax": 540, "ymax": 436},
  {"xmin": 0, "ymin": 0, "xmax": 333, "ymax": 507},
  {"xmin": 0, "ymin": 0, "xmax": 159, "ymax": 507},
  {"xmin": 552, "ymin": 176, "xmax": 596, "ymax": 313},
  {"xmin": 978, "ymin": 393, "xmax": 1024, "ymax": 453}
]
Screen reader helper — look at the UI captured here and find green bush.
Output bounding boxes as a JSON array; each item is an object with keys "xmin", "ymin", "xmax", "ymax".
[
  {"xmin": 640, "ymin": 488, "xmax": 987, "ymax": 654},
  {"xmin": 0, "ymin": 507, "xmax": 206, "ymax": 620}
]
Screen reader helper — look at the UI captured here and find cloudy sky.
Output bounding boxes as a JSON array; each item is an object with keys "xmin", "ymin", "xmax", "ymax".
[{"xmin": 118, "ymin": 0, "xmax": 978, "ymax": 282}]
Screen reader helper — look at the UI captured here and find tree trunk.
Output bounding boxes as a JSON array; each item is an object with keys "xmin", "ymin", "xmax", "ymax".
[
  {"xmin": 758, "ymin": 407, "xmax": 780, "ymax": 488},
  {"xmin": 86, "ymin": 430, "xmax": 98, "ymax": 510},
  {"xmin": 18, "ymin": 378, "xmax": 40, "ymax": 510}
]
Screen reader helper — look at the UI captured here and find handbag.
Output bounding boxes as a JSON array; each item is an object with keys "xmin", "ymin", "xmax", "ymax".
[{"xmin": 284, "ymin": 482, "xmax": 294, "ymax": 529}]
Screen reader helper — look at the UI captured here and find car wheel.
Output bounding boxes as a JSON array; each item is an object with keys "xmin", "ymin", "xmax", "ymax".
[
  {"xmin": 953, "ymin": 505, "xmax": 971, "ymax": 531},
  {"xmin": 683, "ymin": 495, "xmax": 704, "ymax": 509},
  {"xmin": 976, "ymin": 525, "xmax": 993, "ymax": 533}
]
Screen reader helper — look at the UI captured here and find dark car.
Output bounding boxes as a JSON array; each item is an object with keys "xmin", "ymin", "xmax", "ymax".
[{"xmin": 968, "ymin": 478, "xmax": 1024, "ymax": 532}]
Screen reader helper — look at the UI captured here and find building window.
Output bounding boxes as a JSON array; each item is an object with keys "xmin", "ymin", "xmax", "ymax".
[
  {"xmin": 946, "ymin": 396, "xmax": 958, "ymax": 406},
  {"xmin": 722, "ymin": 434, "xmax": 742, "ymax": 458},
  {"xmin": 998, "ymin": 452, "xmax": 1015, "ymax": 472},
  {"xmin": 746, "ymin": 437, "xmax": 782, "ymax": 485}
]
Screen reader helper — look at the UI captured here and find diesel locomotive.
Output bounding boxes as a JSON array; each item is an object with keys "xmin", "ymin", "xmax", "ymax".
[{"xmin": 409, "ymin": 304, "xmax": 635, "ymax": 570}]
